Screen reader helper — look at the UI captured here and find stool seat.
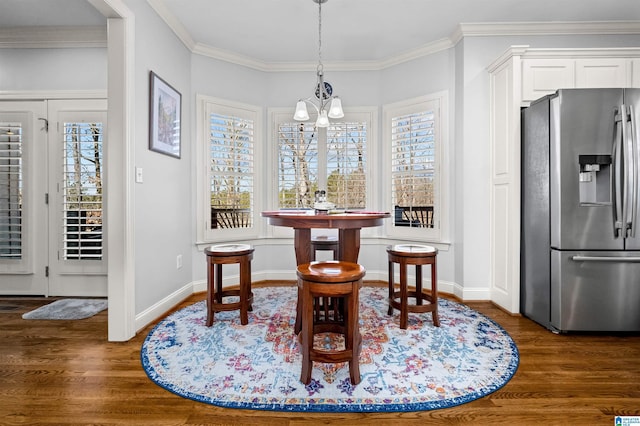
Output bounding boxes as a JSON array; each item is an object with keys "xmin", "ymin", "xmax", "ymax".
[
  {"xmin": 297, "ymin": 261, "xmax": 365, "ymax": 386},
  {"xmin": 209, "ymin": 243, "xmax": 252, "ymax": 253},
  {"xmin": 204, "ymin": 244, "xmax": 254, "ymax": 326},
  {"xmin": 387, "ymin": 244, "xmax": 439, "ymax": 330},
  {"xmin": 390, "ymin": 244, "xmax": 437, "ymax": 254},
  {"xmin": 311, "ymin": 236, "xmax": 339, "ymax": 261}
]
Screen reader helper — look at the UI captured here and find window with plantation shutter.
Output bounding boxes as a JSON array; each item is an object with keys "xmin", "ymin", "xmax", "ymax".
[
  {"xmin": 62, "ymin": 121, "xmax": 103, "ymax": 260},
  {"xmin": 274, "ymin": 110, "xmax": 373, "ymax": 211},
  {"xmin": 327, "ymin": 121, "xmax": 366, "ymax": 209},
  {"xmin": 196, "ymin": 96, "xmax": 261, "ymax": 242},
  {"xmin": 0, "ymin": 122, "xmax": 22, "ymax": 260},
  {"xmin": 208, "ymin": 112, "xmax": 254, "ymax": 229},
  {"xmin": 384, "ymin": 93, "xmax": 447, "ymax": 240}
]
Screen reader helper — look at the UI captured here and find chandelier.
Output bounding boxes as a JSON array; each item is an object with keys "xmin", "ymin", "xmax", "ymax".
[{"xmin": 293, "ymin": 0, "xmax": 344, "ymax": 128}]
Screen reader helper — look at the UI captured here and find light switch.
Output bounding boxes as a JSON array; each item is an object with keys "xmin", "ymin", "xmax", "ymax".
[{"xmin": 135, "ymin": 167, "xmax": 143, "ymax": 183}]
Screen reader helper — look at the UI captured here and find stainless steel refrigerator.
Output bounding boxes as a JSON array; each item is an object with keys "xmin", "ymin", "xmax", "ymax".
[{"xmin": 521, "ymin": 88, "xmax": 640, "ymax": 332}]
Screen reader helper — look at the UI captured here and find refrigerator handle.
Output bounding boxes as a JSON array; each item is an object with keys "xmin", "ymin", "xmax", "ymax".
[
  {"xmin": 628, "ymin": 104, "xmax": 638, "ymax": 238},
  {"xmin": 621, "ymin": 104, "xmax": 631, "ymax": 238},
  {"xmin": 571, "ymin": 255, "xmax": 640, "ymax": 263},
  {"xmin": 612, "ymin": 106, "xmax": 624, "ymax": 238}
]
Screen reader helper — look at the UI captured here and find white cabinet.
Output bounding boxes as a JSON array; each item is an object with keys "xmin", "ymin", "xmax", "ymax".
[
  {"xmin": 632, "ymin": 59, "xmax": 640, "ymax": 88},
  {"xmin": 575, "ymin": 58, "xmax": 628, "ymax": 88},
  {"xmin": 522, "ymin": 59, "xmax": 574, "ymax": 101},
  {"xmin": 522, "ymin": 56, "xmax": 635, "ymax": 102}
]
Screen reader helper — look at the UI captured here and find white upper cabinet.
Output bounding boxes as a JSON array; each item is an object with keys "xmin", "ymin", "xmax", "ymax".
[
  {"xmin": 575, "ymin": 58, "xmax": 628, "ymax": 88},
  {"xmin": 521, "ymin": 53, "xmax": 639, "ymax": 102},
  {"xmin": 522, "ymin": 59, "xmax": 575, "ymax": 101},
  {"xmin": 632, "ymin": 59, "xmax": 640, "ymax": 88}
]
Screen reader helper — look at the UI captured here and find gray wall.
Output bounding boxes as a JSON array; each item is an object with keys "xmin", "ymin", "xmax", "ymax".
[
  {"xmin": 126, "ymin": 0, "xmax": 193, "ymax": 313},
  {"xmin": 0, "ymin": 48, "xmax": 106, "ymax": 90}
]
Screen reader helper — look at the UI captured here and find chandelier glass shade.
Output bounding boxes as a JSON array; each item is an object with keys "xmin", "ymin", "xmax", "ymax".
[{"xmin": 293, "ymin": 0, "xmax": 344, "ymax": 128}]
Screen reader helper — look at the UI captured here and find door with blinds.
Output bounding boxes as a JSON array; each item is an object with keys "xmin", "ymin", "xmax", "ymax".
[
  {"xmin": 0, "ymin": 101, "xmax": 48, "ymax": 295},
  {"xmin": 0, "ymin": 99, "xmax": 107, "ymax": 296}
]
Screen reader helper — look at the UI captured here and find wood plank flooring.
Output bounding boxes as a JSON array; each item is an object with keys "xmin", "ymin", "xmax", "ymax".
[{"xmin": 1, "ymin": 282, "xmax": 639, "ymax": 425}]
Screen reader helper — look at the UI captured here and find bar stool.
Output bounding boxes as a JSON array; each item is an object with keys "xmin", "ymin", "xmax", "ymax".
[
  {"xmin": 204, "ymin": 244, "xmax": 254, "ymax": 326},
  {"xmin": 387, "ymin": 244, "xmax": 440, "ymax": 330},
  {"xmin": 296, "ymin": 260, "xmax": 365, "ymax": 386},
  {"xmin": 311, "ymin": 235, "xmax": 339, "ymax": 260}
]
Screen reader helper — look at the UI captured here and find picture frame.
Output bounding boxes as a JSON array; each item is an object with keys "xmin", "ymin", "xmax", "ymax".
[{"xmin": 149, "ymin": 71, "xmax": 181, "ymax": 158}]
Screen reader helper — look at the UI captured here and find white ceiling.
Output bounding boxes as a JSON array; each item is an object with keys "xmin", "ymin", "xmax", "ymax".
[{"xmin": 2, "ymin": 0, "xmax": 640, "ymax": 65}]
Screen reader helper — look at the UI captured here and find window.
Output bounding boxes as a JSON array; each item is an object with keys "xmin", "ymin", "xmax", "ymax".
[
  {"xmin": 196, "ymin": 96, "xmax": 261, "ymax": 242},
  {"xmin": 384, "ymin": 93, "xmax": 447, "ymax": 241},
  {"xmin": 61, "ymin": 121, "xmax": 104, "ymax": 260},
  {"xmin": 273, "ymin": 110, "xmax": 374, "ymax": 210},
  {"xmin": 0, "ymin": 121, "xmax": 22, "ymax": 260}
]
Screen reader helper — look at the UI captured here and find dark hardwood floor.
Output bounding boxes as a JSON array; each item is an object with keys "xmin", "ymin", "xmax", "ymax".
[{"xmin": 1, "ymin": 282, "xmax": 639, "ymax": 425}]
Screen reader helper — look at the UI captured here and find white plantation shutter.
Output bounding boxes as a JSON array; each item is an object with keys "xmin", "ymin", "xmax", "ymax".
[
  {"xmin": 275, "ymin": 111, "xmax": 372, "ymax": 211},
  {"xmin": 208, "ymin": 111, "xmax": 254, "ymax": 229},
  {"xmin": 385, "ymin": 94, "xmax": 444, "ymax": 239},
  {"xmin": 277, "ymin": 122, "xmax": 318, "ymax": 208},
  {"xmin": 327, "ymin": 121, "xmax": 367, "ymax": 209},
  {"xmin": 61, "ymin": 121, "xmax": 104, "ymax": 260},
  {"xmin": 0, "ymin": 122, "xmax": 22, "ymax": 259}
]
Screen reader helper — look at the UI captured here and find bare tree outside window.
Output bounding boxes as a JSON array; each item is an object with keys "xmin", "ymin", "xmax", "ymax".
[
  {"xmin": 209, "ymin": 113, "xmax": 254, "ymax": 229},
  {"xmin": 277, "ymin": 120, "xmax": 368, "ymax": 210},
  {"xmin": 63, "ymin": 122, "xmax": 103, "ymax": 260}
]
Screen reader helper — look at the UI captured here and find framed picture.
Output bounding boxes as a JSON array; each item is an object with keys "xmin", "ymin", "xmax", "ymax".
[{"xmin": 149, "ymin": 71, "xmax": 181, "ymax": 158}]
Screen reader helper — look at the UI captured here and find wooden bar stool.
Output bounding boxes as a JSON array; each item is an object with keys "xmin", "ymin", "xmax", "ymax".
[
  {"xmin": 311, "ymin": 235, "xmax": 339, "ymax": 260},
  {"xmin": 204, "ymin": 244, "xmax": 254, "ymax": 326},
  {"xmin": 387, "ymin": 244, "xmax": 440, "ymax": 330},
  {"xmin": 296, "ymin": 260, "xmax": 365, "ymax": 386}
]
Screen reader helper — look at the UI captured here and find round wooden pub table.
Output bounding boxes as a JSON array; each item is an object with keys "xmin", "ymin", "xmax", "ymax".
[{"xmin": 261, "ymin": 210, "xmax": 391, "ymax": 266}]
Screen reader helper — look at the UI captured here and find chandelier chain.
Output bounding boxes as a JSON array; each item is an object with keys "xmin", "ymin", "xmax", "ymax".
[{"xmin": 317, "ymin": 0, "xmax": 323, "ymax": 71}]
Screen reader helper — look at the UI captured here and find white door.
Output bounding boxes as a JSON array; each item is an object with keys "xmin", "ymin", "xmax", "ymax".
[
  {"xmin": 0, "ymin": 99, "xmax": 107, "ymax": 296},
  {"xmin": 0, "ymin": 101, "xmax": 48, "ymax": 295}
]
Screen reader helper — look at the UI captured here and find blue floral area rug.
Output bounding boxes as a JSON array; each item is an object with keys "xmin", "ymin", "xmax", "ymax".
[{"xmin": 141, "ymin": 286, "xmax": 519, "ymax": 412}]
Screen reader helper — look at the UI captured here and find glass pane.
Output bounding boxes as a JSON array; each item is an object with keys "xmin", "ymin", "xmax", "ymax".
[
  {"xmin": 0, "ymin": 122, "xmax": 23, "ymax": 259},
  {"xmin": 209, "ymin": 113, "xmax": 254, "ymax": 229},
  {"xmin": 327, "ymin": 121, "xmax": 367, "ymax": 209},
  {"xmin": 277, "ymin": 122, "xmax": 318, "ymax": 209},
  {"xmin": 62, "ymin": 122, "xmax": 103, "ymax": 260},
  {"xmin": 391, "ymin": 109, "xmax": 436, "ymax": 228}
]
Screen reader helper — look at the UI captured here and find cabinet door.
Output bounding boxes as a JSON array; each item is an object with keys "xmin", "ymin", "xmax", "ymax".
[
  {"xmin": 522, "ymin": 58, "xmax": 574, "ymax": 102},
  {"xmin": 576, "ymin": 58, "xmax": 628, "ymax": 88},
  {"xmin": 632, "ymin": 59, "xmax": 640, "ymax": 88}
]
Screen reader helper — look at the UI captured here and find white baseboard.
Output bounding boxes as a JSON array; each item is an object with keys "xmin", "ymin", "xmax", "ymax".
[
  {"xmin": 137, "ymin": 270, "xmax": 487, "ymax": 334},
  {"xmin": 134, "ymin": 282, "xmax": 194, "ymax": 333}
]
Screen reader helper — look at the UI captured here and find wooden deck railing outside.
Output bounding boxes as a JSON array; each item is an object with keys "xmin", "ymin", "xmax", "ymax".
[
  {"xmin": 210, "ymin": 208, "xmax": 252, "ymax": 229},
  {"xmin": 394, "ymin": 205, "xmax": 434, "ymax": 228}
]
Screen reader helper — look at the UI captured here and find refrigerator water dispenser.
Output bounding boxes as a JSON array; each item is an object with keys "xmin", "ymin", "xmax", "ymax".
[{"xmin": 578, "ymin": 155, "xmax": 611, "ymax": 205}]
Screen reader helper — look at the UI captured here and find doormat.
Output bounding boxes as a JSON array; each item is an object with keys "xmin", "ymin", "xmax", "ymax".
[
  {"xmin": 22, "ymin": 298, "xmax": 107, "ymax": 320},
  {"xmin": 141, "ymin": 286, "xmax": 519, "ymax": 412}
]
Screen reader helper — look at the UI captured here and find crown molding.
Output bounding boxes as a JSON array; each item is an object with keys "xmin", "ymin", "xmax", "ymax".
[
  {"xmin": 147, "ymin": 0, "xmax": 196, "ymax": 51},
  {"xmin": 456, "ymin": 20, "xmax": 640, "ymax": 40},
  {"xmin": 3, "ymin": 14, "xmax": 639, "ymax": 71},
  {"xmin": 187, "ymin": 20, "xmax": 640, "ymax": 72},
  {"xmin": 0, "ymin": 26, "xmax": 107, "ymax": 48}
]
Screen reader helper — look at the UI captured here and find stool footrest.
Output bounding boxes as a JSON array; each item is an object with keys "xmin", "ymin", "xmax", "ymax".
[
  {"xmin": 389, "ymin": 290, "xmax": 437, "ymax": 314},
  {"xmin": 211, "ymin": 289, "xmax": 254, "ymax": 312}
]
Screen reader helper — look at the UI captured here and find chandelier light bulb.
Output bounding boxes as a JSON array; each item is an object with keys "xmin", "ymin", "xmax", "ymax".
[
  {"xmin": 294, "ymin": 101, "xmax": 310, "ymax": 121},
  {"xmin": 316, "ymin": 110, "xmax": 329, "ymax": 128},
  {"xmin": 328, "ymin": 97, "xmax": 344, "ymax": 119}
]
